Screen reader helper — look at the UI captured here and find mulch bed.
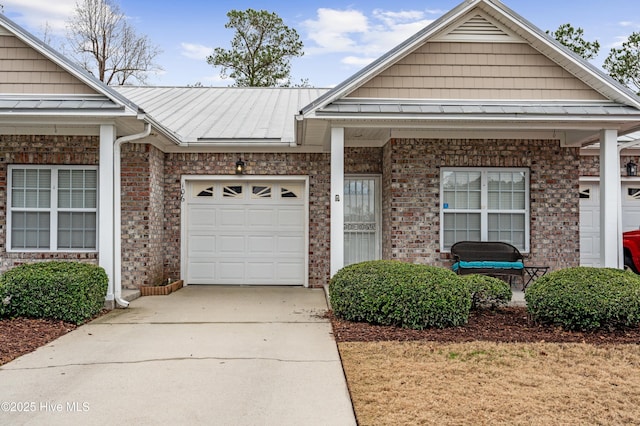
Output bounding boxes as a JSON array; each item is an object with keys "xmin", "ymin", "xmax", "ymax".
[
  {"xmin": 0, "ymin": 318, "xmax": 77, "ymax": 366},
  {"xmin": 329, "ymin": 307, "xmax": 640, "ymax": 345}
]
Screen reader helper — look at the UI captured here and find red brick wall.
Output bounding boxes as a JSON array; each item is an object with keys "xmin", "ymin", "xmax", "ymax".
[
  {"xmin": 580, "ymin": 154, "xmax": 637, "ymax": 177},
  {"xmin": 120, "ymin": 143, "xmax": 165, "ymax": 288},
  {"xmin": 162, "ymin": 148, "xmax": 382, "ymax": 288},
  {"xmin": 0, "ymin": 135, "xmax": 100, "ymax": 272},
  {"xmin": 382, "ymin": 138, "xmax": 581, "ymax": 271}
]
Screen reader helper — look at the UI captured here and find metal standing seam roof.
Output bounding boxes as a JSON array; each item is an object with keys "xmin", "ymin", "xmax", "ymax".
[
  {"xmin": 316, "ymin": 101, "xmax": 640, "ymax": 118},
  {"xmin": 115, "ymin": 87, "xmax": 329, "ymax": 143},
  {"xmin": 0, "ymin": 96, "xmax": 126, "ymax": 113}
]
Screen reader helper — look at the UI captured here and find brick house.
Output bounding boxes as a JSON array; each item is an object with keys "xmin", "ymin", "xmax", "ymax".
[{"xmin": 1, "ymin": 0, "xmax": 640, "ymax": 307}]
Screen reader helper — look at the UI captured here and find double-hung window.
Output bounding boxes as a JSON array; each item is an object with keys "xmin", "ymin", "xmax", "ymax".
[
  {"xmin": 440, "ymin": 168, "xmax": 529, "ymax": 252},
  {"xmin": 8, "ymin": 166, "xmax": 98, "ymax": 251}
]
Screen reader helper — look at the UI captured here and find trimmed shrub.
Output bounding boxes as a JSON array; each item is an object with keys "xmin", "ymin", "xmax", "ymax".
[
  {"xmin": 0, "ymin": 261, "xmax": 108, "ymax": 324},
  {"xmin": 461, "ymin": 274, "xmax": 512, "ymax": 309},
  {"xmin": 329, "ymin": 260, "xmax": 471, "ymax": 329},
  {"xmin": 525, "ymin": 267, "xmax": 640, "ymax": 331}
]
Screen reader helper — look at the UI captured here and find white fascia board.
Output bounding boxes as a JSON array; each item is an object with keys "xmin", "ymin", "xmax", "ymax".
[{"xmin": 310, "ymin": 113, "xmax": 640, "ymax": 124}]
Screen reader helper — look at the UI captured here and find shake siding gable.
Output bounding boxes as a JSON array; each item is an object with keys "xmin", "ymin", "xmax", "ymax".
[
  {"xmin": 347, "ymin": 42, "xmax": 607, "ymax": 100},
  {"xmin": 0, "ymin": 35, "xmax": 96, "ymax": 94}
]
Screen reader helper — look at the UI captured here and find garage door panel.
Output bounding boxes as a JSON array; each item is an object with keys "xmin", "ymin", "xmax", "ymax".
[
  {"xmin": 277, "ymin": 262, "xmax": 306, "ymax": 281},
  {"xmin": 248, "ymin": 209, "xmax": 276, "ymax": 228},
  {"xmin": 247, "ymin": 262, "xmax": 275, "ymax": 280},
  {"xmin": 247, "ymin": 235, "xmax": 276, "ymax": 254},
  {"xmin": 188, "ymin": 262, "xmax": 216, "ymax": 283},
  {"xmin": 278, "ymin": 235, "xmax": 305, "ymax": 254},
  {"xmin": 189, "ymin": 206, "xmax": 217, "ymax": 229},
  {"xmin": 278, "ymin": 208, "xmax": 304, "ymax": 227},
  {"xmin": 186, "ymin": 180, "xmax": 306, "ymax": 285},
  {"xmin": 218, "ymin": 262, "xmax": 246, "ymax": 280},
  {"xmin": 189, "ymin": 235, "xmax": 216, "ymax": 257},
  {"xmin": 217, "ymin": 235, "xmax": 245, "ymax": 254},
  {"xmin": 219, "ymin": 208, "xmax": 248, "ymax": 227}
]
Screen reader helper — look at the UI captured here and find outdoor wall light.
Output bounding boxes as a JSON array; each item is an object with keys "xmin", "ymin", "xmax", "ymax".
[
  {"xmin": 235, "ymin": 158, "xmax": 246, "ymax": 175},
  {"xmin": 627, "ymin": 161, "xmax": 637, "ymax": 177}
]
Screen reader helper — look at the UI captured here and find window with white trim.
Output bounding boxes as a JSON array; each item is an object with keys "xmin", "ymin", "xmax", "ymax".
[
  {"xmin": 8, "ymin": 166, "xmax": 98, "ymax": 251},
  {"xmin": 440, "ymin": 168, "xmax": 529, "ymax": 252}
]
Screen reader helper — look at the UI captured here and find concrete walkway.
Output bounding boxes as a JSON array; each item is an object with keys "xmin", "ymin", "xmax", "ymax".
[{"xmin": 0, "ymin": 286, "xmax": 357, "ymax": 426}]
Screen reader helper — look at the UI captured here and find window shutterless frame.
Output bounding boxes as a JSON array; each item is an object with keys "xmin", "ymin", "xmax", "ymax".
[
  {"xmin": 7, "ymin": 165, "xmax": 99, "ymax": 252},
  {"xmin": 440, "ymin": 167, "xmax": 530, "ymax": 253}
]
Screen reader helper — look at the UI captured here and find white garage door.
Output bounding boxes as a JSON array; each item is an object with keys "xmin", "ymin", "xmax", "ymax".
[
  {"xmin": 185, "ymin": 180, "xmax": 306, "ymax": 285},
  {"xmin": 580, "ymin": 181, "xmax": 640, "ymax": 266}
]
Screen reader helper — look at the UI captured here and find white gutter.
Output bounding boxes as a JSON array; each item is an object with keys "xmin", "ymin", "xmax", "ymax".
[
  {"xmin": 619, "ymin": 138, "xmax": 640, "ymax": 152},
  {"xmin": 113, "ymin": 121, "xmax": 152, "ymax": 308}
]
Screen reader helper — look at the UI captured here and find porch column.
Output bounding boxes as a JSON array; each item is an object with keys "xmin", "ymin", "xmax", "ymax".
[
  {"xmin": 330, "ymin": 127, "xmax": 345, "ymax": 276},
  {"xmin": 99, "ymin": 124, "xmax": 116, "ymax": 304},
  {"xmin": 599, "ymin": 129, "xmax": 621, "ymax": 268}
]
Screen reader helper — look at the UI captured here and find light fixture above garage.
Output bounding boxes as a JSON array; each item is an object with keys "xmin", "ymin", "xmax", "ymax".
[
  {"xmin": 627, "ymin": 161, "xmax": 637, "ymax": 177},
  {"xmin": 235, "ymin": 158, "xmax": 246, "ymax": 175}
]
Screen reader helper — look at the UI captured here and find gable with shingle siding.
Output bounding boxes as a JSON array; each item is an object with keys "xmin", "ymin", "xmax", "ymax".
[
  {"xmin": 0, "ymin": 34, "xmax": 96, "ymax": 95},
  {"xmin": 347, "ymin": 41, "xmax": 606, "ymax": 100}
]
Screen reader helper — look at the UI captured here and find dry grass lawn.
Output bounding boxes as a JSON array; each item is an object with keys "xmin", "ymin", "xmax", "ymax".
[{"xmin": 339, "ymin": 341, "xmax": 640, "ymax": 425}]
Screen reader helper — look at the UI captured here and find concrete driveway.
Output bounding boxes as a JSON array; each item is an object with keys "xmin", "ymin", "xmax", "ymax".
[{"xmin": 0, "ymin": 286, "xmax": 356, "ymax": 426}]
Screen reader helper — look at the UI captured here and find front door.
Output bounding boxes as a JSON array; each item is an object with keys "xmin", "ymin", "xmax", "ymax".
[{"xmin": 344, "ymin": 176, "xmax": 381, "ymax": 266}]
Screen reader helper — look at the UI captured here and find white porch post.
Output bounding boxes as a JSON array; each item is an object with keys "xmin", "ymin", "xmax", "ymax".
[
  {"xmin": 99, "ymin": 124, "xmax": 116, "ymax": 305},
  {"xmin": 330, "ymin": 127, "xmax": 345, "ymax": 276},
  {"xmin": 599, "ymin": 129, "xmax": 621, "ymax": 268}
]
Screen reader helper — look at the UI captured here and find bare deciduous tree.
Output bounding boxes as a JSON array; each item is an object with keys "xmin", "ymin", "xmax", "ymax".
[{"xmin": 66, "ymin": 0, "xmax": 161, "ymax": 85}]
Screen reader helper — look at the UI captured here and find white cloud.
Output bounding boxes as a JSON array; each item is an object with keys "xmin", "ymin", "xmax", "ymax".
[
  {"xmin": 341, "ymin": 56, "xmax": 377, "ymax": 67},
  {"xmin": 2, "ymin": 0, "xmax": 76, "ymax": 33},
  {"xmin": 180, "ymin": 43, "xmax": 213, "ymax": 60},
  {"xmin": 302, "ymin": 8, "xmax": 369, "ymax": 54},
  {"xmin": 301, "ymin": 7, "xmax": 439, "ymax": 69}
]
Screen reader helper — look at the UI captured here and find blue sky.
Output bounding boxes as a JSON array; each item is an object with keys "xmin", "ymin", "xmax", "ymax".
[{"xmin": 3, "ymin": 0, "xmax": 640, "ymax": 87}]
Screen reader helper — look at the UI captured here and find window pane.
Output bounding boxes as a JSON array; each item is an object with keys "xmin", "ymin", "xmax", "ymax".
[
  {"xmin": 11, "ymin": 212, "xmax": 50, "ymax": 249},
  {"xmin": 58, "ymin": 170, "xmax": 97, "ymax": 209},
  {"xmin": 58, "ymin": 212, "xmax": 97, "ymax": 249},
  {"xmin": 442, "ymin": 171, "xmax": 481, "ymax": 209},
  {"xmin": 12, "ymin": 169, "xmax": 51, "ymax": 208},
  {"xmin": 488, "ymin": 213, "xmax": 525, "ymax": 250},
  {"xmin": 488, "ymin": 171, "xmax": 526, "ymax": 210},
  {"xmin": 443, "ymin": 212, "xmax": 481, "ymax": 249}
]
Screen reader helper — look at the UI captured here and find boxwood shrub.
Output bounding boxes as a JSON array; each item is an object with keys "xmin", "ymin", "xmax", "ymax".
[
  {"xmin": 329, "ymin": 260, "xmax": 471, "ymax": 329},
  {"xmin": 0, "ymin": 261, "xmax": 108, "ymax": 324},
  {"xmin": 525, "ymin": 267, "xmax": 640, "ymax": 331},
  {"xmin": 460, "ymin": 274, "xmax": 512, "ymax": 309}
]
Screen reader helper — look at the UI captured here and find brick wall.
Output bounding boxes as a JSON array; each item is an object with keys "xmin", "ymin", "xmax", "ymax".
[
  {"xmin": 0, "ymin": 135, "xmax": 100, "ymax": 272},
  {"xmin": 580, "ymin": 154, "xmax": 637, "ymax": 177},
  {"xmin": 383, "ymin": 138, "xmax": 581, "ymax": 271},
  {"xmin": 162, "ymin": 148, "xmax": 382, "ymax": 288},
  {"xmin": 120, "ymin": 143, "xmax": 165, "ymax": 288}
]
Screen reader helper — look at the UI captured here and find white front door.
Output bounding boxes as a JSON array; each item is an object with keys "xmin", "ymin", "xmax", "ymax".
[
  {"xmin": 580, "ymin": 181, "xmax": 640, "ymax": 266},
  {"xmin": 184, "ymin": 180, "xmax": 306, "ymax": 285},
  {"xmin": 344, "ymin": 176, "xmax": 381, "ymax": 266}
]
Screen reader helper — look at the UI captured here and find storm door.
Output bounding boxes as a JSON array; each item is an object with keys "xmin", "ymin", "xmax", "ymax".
[{"xmin": 344, "ymin": 176, "xmax": 381, "ymax": 266}]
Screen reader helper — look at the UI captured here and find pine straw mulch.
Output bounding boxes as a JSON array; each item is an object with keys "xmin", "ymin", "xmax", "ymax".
[{"xmin": 329, "ymin": 307, "xmax": 640, "ymax": 345}]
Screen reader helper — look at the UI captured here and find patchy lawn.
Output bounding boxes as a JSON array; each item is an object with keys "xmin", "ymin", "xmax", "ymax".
[
  {"xmin": 332, "ymin": 307, "xmax": 640, "ymax": 425},
  {"xmin": 339, "ymin": 341, "xmax": 640, "ymax": 425}
]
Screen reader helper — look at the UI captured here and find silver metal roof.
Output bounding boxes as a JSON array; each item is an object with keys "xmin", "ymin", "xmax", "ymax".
[
  {"xmin": 0, "ymin": 95, "xmax": 125, "ymax": 114},
  {"xmin": 316, "ymin": 100, "xmax": 640, "ymax": 118},
  {"xmin": 115, "ymin": 87, "xmax": 329, "ymax": 144}
]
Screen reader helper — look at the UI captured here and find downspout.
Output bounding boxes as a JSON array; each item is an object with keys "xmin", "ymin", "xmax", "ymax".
[{"xmin": 113, "ymin": 121, "xmax": 152, "ymax": 308}]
